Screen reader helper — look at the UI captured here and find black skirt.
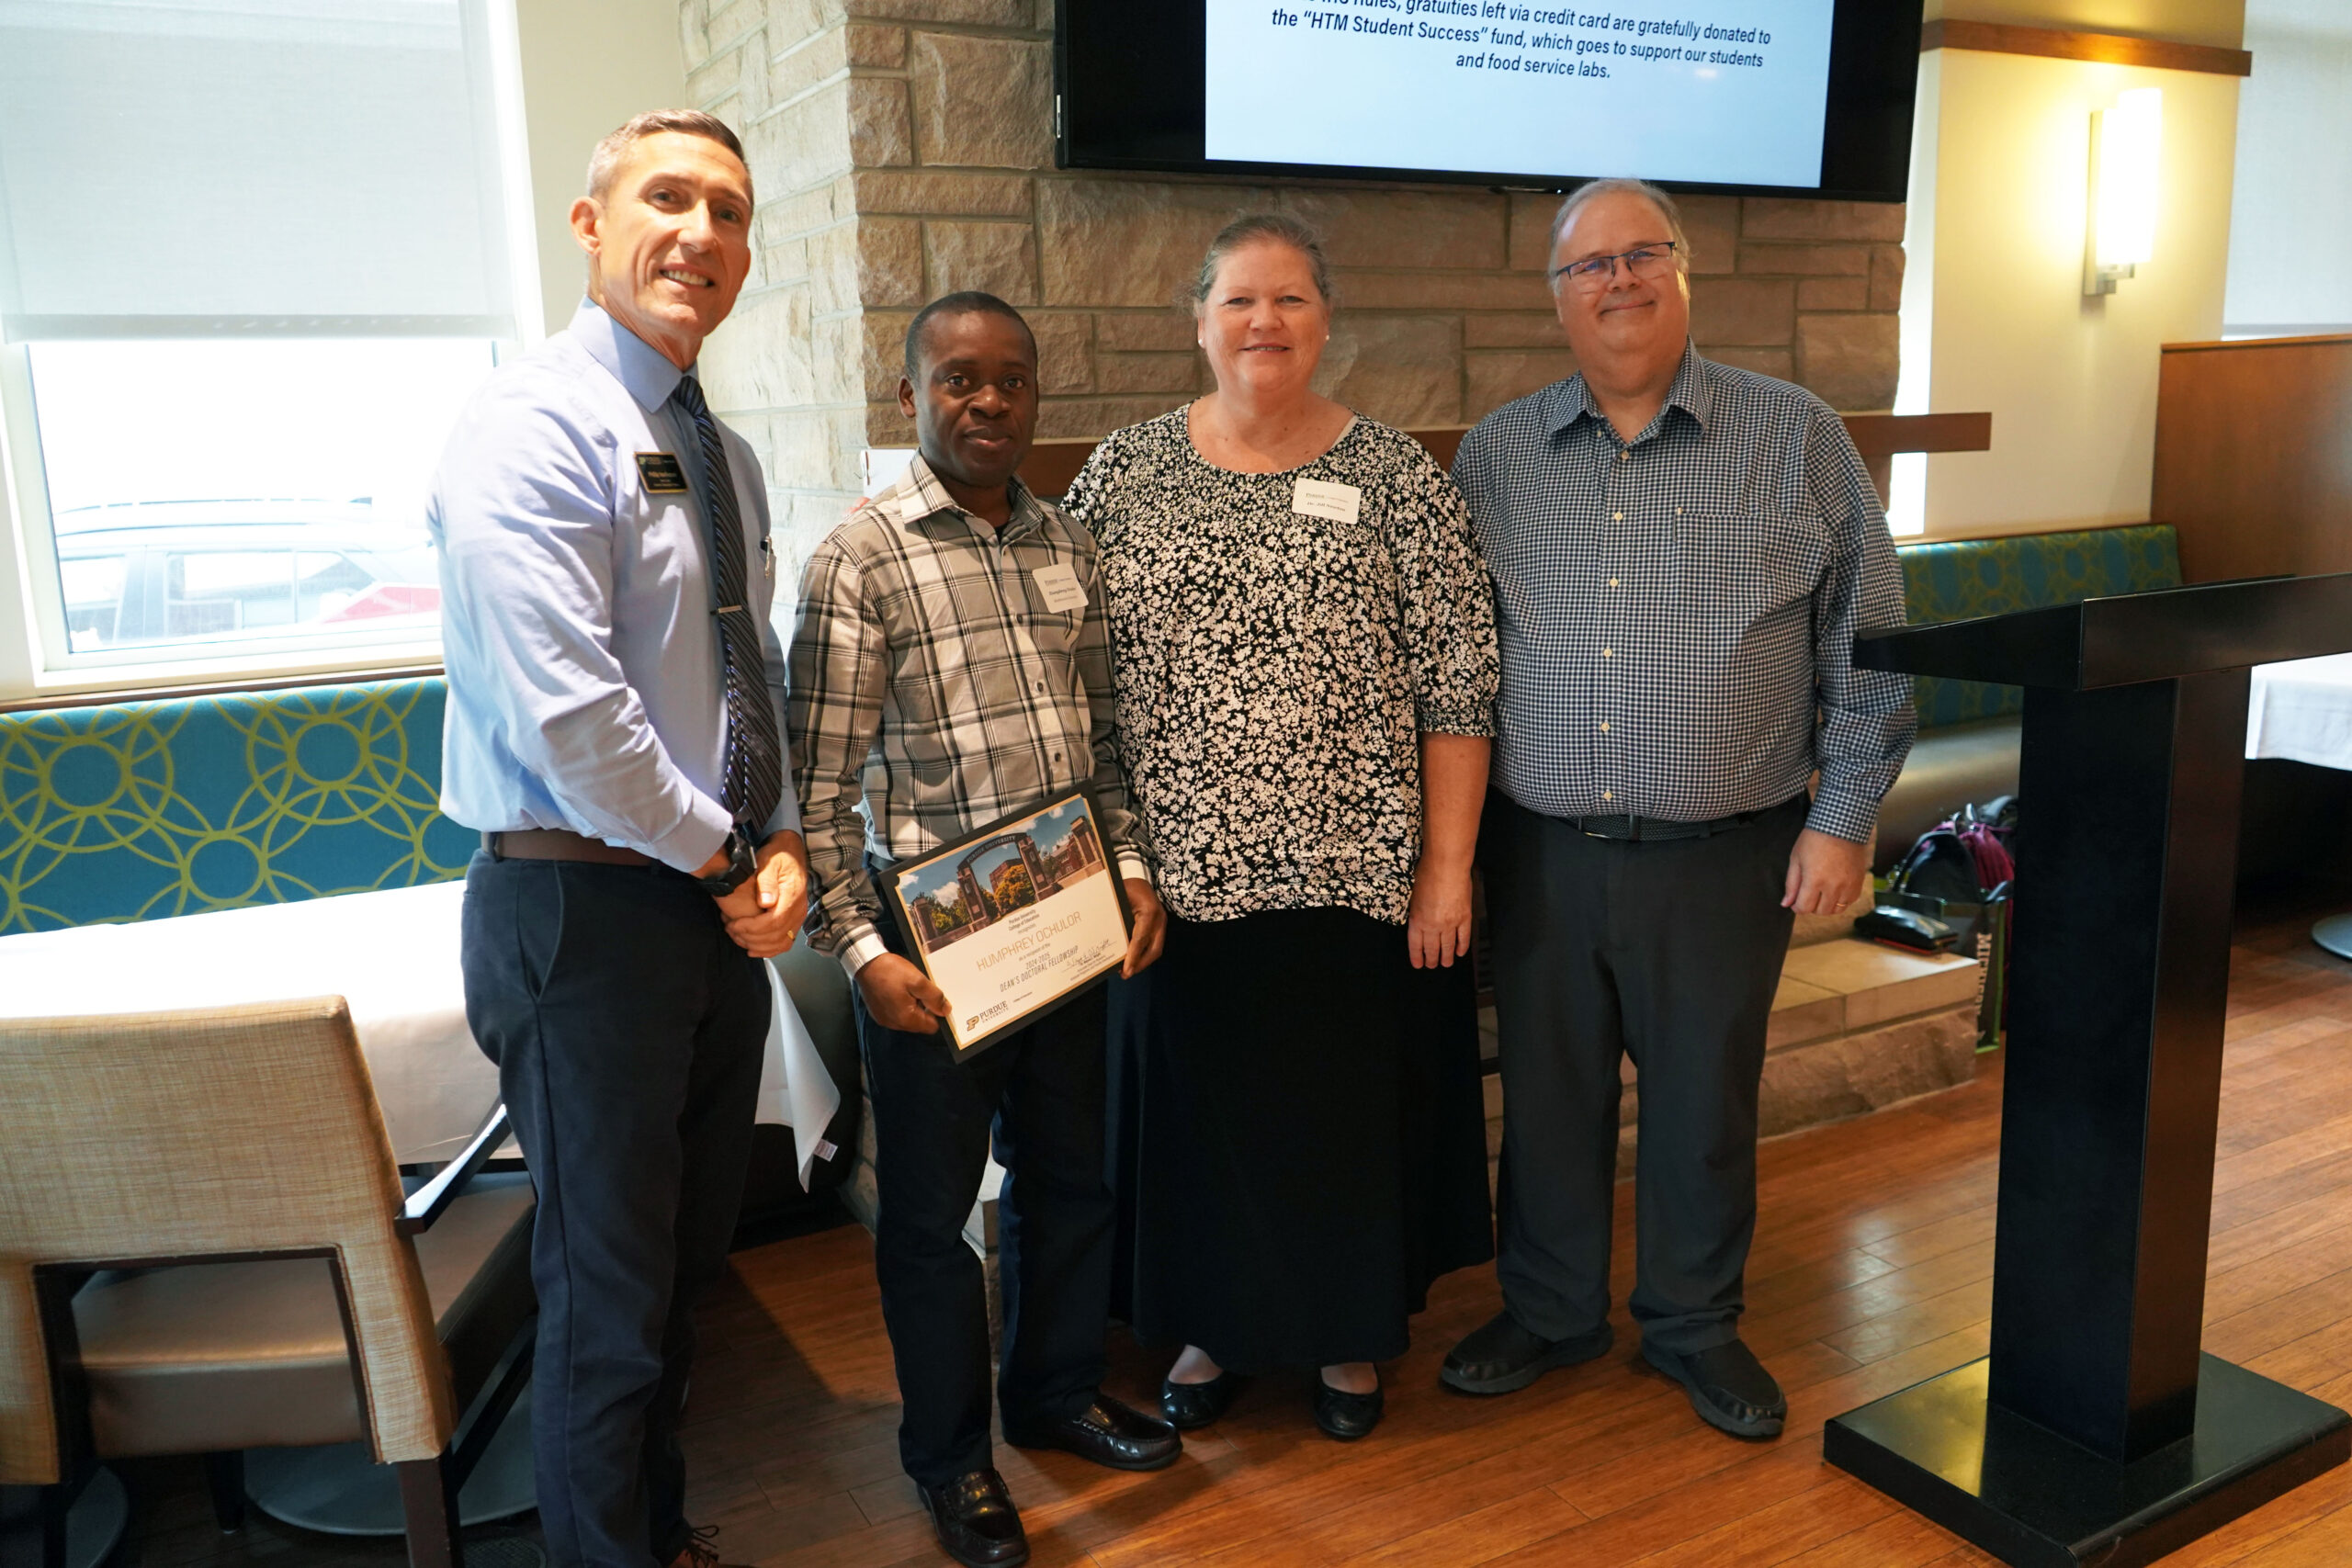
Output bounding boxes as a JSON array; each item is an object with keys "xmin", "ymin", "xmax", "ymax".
[{"xmin": 1109, "ymin": 905, "xmax": 1495, "ymax": 1371}]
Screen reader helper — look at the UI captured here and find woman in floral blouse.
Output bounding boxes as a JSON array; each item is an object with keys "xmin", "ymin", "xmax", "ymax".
[{"xmin": 1067, "ymin": 215, "xmax": 1498, "ymax": 1442}]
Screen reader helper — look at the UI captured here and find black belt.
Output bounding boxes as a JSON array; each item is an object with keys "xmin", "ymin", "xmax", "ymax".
[{"xmin": 1556, "ymin": 795, "xmax": 1803, "ymax": 842}]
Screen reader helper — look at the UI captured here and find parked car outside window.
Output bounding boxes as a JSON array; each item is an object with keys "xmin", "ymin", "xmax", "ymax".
[{"xmin": 53, "ymin": 501, "xmax": 441, "ymax": 655}]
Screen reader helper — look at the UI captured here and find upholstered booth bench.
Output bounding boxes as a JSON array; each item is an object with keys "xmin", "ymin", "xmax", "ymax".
[
  {"xmin": 1876, "ymin": 522, "xmax": 2184, "ymax": 861},
  {"xmin": 0, "ymin": 676, "xmax": 863, "ymax": 1226},
  {"xmin": 0, "ymin": 678, "xmax": 474, "ymax": 932}
]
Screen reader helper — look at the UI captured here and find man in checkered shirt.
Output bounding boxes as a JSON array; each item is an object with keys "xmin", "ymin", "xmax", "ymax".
[
  {"xmin": 1439, "ymin": 180, "xmax": 1917, "ymax": 1440},
  {"xmin": 787, "ymin": 291, "xmax": 1177, "ymax": 1567}
]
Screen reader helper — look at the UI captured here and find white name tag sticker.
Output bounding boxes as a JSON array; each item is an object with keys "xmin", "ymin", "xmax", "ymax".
[
  {"xmin": 1030, "ymin": 562, "xmax": 1090, "ymax": 614},
  {"xmin": 1292, "ymin": 478, "xmax": 1363, "ymax": 525}
]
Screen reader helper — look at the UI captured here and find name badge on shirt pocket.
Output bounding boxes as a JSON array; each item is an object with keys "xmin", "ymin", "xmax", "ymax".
[
  {"xmin": 1030, "ymin": 562, "xmax": 1090, "ymax": 614},
  {"xmin": 1292, "ymin": 478, "xmax": 1362, "ymax": 525},
  {"xmin": 635, "ymin": 452, "xmax": 691, "ymax": 493}
]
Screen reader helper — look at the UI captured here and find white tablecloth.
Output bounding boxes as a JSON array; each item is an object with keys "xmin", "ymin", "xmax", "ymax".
[
  {"xmin": 0, "ymin": 882, "xmax": 841, "ymax": 1185},
  {"xmin": 2248, "ymin": 654, "xmax": 2352, "ymax": 772}
]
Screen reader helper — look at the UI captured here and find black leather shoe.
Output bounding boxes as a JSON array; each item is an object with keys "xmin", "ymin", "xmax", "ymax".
[
  {"xmin": 1003, "ymin": 1393, "xmax": 1182, "ymax": 1472},
  {"xmin": 918, "ymin": 1468, "xmax": 1028, "ymax": 1568},
  {"xmin": 1642, "ymin": 1338, "xmax": 1787, "ymax": 1439},
  {"xmin": 1312, "ymin": 1378, "xmax": 1385, "ymax": 1441},
  {"xmin": 1160, "ymin": 1371, "xmax": 1246, "ymax": 1430},
  {"xmin": 1441, "ymin": 1312, "xmax": 1615, "ymax": 1394},
  {"xmin": 670, "ymin": 1525, "xmax": 749, "ymax": 1568}
]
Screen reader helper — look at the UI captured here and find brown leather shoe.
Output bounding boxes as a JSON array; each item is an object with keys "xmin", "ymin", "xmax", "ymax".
[
  {"xmin": 670, "ymin": 1525, "xmax": 749, "ymax": 1568},
  {"xmin": 919, "ymin": 1468, "xmax": 1029, "ymax": 1567}
]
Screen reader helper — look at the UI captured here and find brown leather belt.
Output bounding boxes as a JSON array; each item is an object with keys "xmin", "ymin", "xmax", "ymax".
[{"xmin": 482, "ymin": 828, "xmax": 656, "ymax": 867}]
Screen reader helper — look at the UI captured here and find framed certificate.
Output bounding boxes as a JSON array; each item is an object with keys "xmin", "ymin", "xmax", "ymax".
[{"xmin": 885, "ymin": 785, "xmax": 1133, "ymax": 1058}]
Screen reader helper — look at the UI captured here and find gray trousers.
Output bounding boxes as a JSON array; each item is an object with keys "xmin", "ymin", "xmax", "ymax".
[{"xmin": 1484, "ymin": 791, "xmax": 1805, "ymax": 1355}]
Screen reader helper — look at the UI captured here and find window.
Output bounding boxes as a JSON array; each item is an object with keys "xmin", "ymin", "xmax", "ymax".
[
  {"xmin": 2223, "ymin": 0, "xmax": 2352, "ymax": 338},
  {"xmin": 0, "ymin": 0, "xmax": 534, "ymax": 687},
  {"xmin": 26, "ymin": 339, "xmax": 496, "ymax": 659}
]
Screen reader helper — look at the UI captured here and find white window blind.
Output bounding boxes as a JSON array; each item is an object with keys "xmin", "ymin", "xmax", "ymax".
[
  {"xmin": 2223, "ymin": 0, "xmax": 2352, "ymax": 337},
  {"xmin": 0, "ymin": 0, "xmax": 518, "ymax": 339}
]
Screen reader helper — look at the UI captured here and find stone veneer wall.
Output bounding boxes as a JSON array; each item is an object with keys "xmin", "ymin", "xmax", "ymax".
[{"xmin": 682, "ymin": 0, "xmax": 1905, "ymax": 568}]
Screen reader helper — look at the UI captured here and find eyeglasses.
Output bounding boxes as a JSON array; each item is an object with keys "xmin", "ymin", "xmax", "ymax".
[{"xmin": 1549, "ymin": 242, "xmax": 1682, "ymax": 291}]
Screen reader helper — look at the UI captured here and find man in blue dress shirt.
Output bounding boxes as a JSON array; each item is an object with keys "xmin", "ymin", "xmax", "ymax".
[
  {"xmin": 429, "ymin": 110, "xmax": 806, "ymax": 1568},
  {"xmin": 1439, "ymin": 179, "xmax": 1916, "ymax": 1439}
]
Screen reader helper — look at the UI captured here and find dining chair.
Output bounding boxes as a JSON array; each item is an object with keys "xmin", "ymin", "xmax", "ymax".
[{"xmin": 0, "ymin": 998, "xmax": 536, "ymax": 1568}]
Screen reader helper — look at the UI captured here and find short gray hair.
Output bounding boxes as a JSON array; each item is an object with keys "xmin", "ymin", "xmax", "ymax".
[
  {"xmin": 585, "ymin": 109, "xmax": 752, "ymax": 206},
  {"xmin": 1547, "ymin": 178, "xmax": 1688, "ymax": 279},
  {"xmin": 1191, "ymin": 213, "xmax": 1337, "ymax": 309}
]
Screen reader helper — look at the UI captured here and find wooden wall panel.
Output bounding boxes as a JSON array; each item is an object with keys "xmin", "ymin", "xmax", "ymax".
[
  {"xmin": 1921, "ymin": 19, "xmax": 2252, "ymax": 76},
  {"xmin": 2154, "ymin": 335, "xmax": 2352, "ymax": 584}
]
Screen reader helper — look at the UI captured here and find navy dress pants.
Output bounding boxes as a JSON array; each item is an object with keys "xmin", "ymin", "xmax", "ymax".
[
  {"xmin": 1483, "ymin": 793, "xmax": 1805, "ymax": 1356},
  {"xmin": 854, "ymin": 900, "xmax": 1114, "ymax": 1489},
  {"xmin": 461, "ymin": 851, "xmax": 770, "ymax": 1568}
]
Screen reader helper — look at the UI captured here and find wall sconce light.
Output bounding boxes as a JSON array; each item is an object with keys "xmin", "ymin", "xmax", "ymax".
[{"xmin": 2086, "ymin": 87, "xmax": 2162, "ymax": 297}]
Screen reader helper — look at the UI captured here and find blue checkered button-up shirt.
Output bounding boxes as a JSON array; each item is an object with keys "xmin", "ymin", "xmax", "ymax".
[{"xmin": 1452, "ymin": 345, "xmax": 1916, "ymax": 844}]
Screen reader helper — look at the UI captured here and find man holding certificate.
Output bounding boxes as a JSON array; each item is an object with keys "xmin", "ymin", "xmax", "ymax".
[{"xmin": 787, "ymin": 291, "xmax": 1177, "ymax": 1568}]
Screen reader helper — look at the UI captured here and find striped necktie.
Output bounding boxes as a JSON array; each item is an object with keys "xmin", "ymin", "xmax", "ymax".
[{"xmin": 672, "ymin": 374, "xmax": 785, "ymax": 837}]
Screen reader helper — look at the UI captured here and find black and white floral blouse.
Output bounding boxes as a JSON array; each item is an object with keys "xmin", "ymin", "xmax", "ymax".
[{"xmin": 1064, "ymin": 408, "xmax": 1499, "ymax": 927}]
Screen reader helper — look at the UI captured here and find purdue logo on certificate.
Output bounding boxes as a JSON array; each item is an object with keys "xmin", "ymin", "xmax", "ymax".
[{"xmin": 887, "ymin": 787, "xmax": 1132, "ymax": 1058}]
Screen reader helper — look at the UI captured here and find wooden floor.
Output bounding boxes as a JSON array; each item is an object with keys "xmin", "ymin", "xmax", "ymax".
[{"xmin": 114, "ymin": 882, "xmax": 2352, "ymax": 1568}]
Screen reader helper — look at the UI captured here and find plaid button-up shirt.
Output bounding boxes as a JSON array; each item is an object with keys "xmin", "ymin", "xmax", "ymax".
[
  {"xmin": 1453, "ymin": 346, "xmax": 1916, "ymax": 843},
  {"xmin": 786, "ymin": 457, "xmax": 1146, "ymax": 976}
]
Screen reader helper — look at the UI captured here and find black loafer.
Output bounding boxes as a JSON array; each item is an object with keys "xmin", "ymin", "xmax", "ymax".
[
  {"xmin": 1642, "ymin": 1338, "xmax": 1787, "ymax": 1439},
  {"xmin": 918, "ymin": 1468, "xmax": 1028, "ymax": 1568},
  {"xmin": 1160, "ymin": 1371, "xmax": 1246, "ymax": 1430},
  {"xmin": 1312, "ymin": 1379, "xmax": 1385, "ymax": 1441},
  {"xmin": 1003, "ymin": 1393, "xmax": 1182, "ymax": 1471},
  {"xmin": 1441, "ymin": 1312, "xmax": 1615, "ymax": 1394}
]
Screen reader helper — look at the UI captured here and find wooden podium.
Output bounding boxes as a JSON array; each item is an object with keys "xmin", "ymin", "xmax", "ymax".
[{"xmin": 1826, "ymin": 575, "xmax": 2352, "ymax": 1567}]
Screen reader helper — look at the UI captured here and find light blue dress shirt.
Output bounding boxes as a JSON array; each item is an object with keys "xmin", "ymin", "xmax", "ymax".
[{"xmin": 428, "ymin": 298, "xmax": 799, "ymax": 873}]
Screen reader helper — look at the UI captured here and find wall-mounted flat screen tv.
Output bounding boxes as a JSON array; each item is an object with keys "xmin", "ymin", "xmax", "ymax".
[{"xmin": 1055, "ymin": 1, "xmax": 1924, "ymax": 203}]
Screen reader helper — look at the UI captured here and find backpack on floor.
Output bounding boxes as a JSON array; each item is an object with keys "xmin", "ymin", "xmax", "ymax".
[
  {"xmin": 1886, "ymin": 796, "xmax": 2016, "ymax": 911},
  {"xmin": 1879, "ymin": 797, "xmax": 2018, "ymax": 1048}
]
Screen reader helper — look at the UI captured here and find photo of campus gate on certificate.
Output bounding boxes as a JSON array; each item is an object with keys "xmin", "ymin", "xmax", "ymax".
[{"xmin": 887, "ymin": 786, "xmax": 1132, "ymax": 1058}]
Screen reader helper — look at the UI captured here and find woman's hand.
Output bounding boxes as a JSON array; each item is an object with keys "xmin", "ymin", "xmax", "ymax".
[
  {"xmin": 1408, "ymin": 863, "xmax": 1476, "ymax": 970},
  {"xmin": 1411, "ymin": 733, "xmax": 1490, "ymax": 970},
  {"xmin": 1121, "ymin": 878, "xmax": 1168, "ymax": 977}
]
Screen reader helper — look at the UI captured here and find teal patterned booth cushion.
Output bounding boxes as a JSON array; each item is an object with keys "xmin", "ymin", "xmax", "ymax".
[
  {"xmin": 1896, "ymin": 523, "xmax": 2183, "ymax": 729},
  {"xmin": 0, "ymin": 677, "xmax": 471, "ymax": 933}
]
